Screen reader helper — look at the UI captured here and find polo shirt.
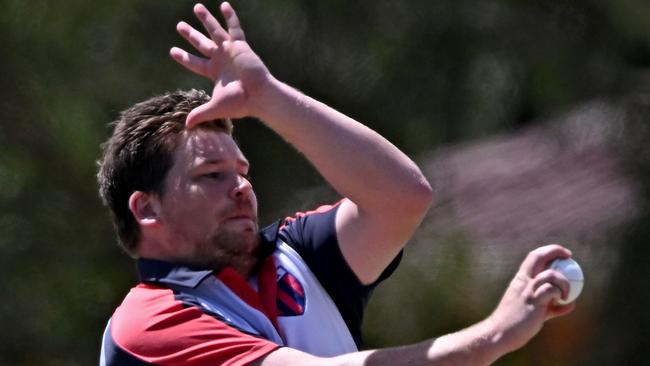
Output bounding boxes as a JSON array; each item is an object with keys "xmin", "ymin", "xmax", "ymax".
[{"xmin": 100, "ymin": 200, "xmax": 401, "ymax": 365}]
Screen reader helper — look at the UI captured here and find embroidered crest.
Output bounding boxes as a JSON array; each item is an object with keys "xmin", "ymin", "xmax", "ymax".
[{"xmin": 276, "ymin": 266, "xmax": 306, "ymax": 316}]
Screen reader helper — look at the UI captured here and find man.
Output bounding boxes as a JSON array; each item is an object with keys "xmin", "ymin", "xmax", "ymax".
[{"xmin": 98, "ymin": 2, "xmax": 576, "ymax": 365}]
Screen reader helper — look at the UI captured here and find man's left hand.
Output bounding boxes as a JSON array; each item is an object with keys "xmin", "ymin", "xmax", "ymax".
[{"xmin": 170, "ymin": 2, "xmax": 271, "ymax": 127}]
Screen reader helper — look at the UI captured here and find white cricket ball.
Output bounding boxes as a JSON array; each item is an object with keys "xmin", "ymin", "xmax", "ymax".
[{"xmin": 548, "ymin": 258, "xmax": 584, "ymax": 305}]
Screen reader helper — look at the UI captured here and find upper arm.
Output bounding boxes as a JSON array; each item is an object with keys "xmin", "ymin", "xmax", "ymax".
[
  {"xmin": 278, "ymin": 197, "xmax": 419, "ymax": 287},
  {"xmin": 335, "ymin": 198, "xmax": 426, "ymax": 285},
  {"xmin": 277, "ymin": 201, "xmax": 403, "ymax": 345}
]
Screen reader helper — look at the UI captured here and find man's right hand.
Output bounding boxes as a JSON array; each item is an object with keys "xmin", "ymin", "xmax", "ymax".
[
  {"xmin": 486, "ymin": 244, "xmax": 576, "ymax": 354},
  {"xmin": 253, "ymin": 244, "xmax": 578, "ymax": 366}
]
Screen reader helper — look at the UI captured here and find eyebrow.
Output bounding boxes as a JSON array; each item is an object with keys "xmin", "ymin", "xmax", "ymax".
[{"xmin": 193, "ymin": 158, "xmax": 250, "ymax": 169}]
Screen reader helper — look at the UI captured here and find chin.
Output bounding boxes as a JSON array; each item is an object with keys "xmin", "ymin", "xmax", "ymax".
[
  {"xmin": 185, "ymin": 230, "xmax": 261, "ymax": 271},
  {"xmin": 212, "ymin": 227, "xmax": 260, "ymax": 256}
]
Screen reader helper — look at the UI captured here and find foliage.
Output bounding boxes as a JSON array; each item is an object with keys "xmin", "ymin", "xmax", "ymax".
[{"xmin": 0, "ymin": 0, "xmax": 648, "ymax": 364}]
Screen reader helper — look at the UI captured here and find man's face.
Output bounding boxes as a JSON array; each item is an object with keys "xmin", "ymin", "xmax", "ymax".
[{"xmin": 157, "ymin": 129, "xmax": 259, "ymax": 270}]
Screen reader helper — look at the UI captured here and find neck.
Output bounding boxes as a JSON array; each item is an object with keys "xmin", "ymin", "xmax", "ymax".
[{"xmin": 223, "ymin": 255, "xmax": 260, "ymax": 278}]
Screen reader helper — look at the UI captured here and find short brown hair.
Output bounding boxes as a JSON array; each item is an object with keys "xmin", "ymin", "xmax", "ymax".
[{"xmin": 97, "ymin": 89, "xmax": 233, "ymax": 255}]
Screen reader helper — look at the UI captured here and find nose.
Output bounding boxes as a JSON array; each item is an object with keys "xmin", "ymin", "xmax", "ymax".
[{"xmin": 230, "ymin": 174, "xmax": 253, "ymax": 200}]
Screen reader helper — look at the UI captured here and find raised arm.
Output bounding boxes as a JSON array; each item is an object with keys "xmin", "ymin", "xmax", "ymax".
[{"xmin": 171, "ymin": 2, "xmax": 433, "ymax": 284}]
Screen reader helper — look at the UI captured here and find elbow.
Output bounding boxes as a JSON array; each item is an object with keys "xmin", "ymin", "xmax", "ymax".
[
  {"xmin": 413, "ymin": 175, "xmax": 435, "ymax": 213},
  {"xmin": 398, "ymin": 174, "xmax": 434, "ymax": 218}
]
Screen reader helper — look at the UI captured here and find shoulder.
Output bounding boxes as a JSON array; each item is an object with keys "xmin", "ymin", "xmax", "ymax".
[
  {"xmin": 104, "ymin": 284, "xmax": 279, "ymax": 366},
  {"xmin": 276, "ymin": 200, "xmax": 344, "ymax": 250}
]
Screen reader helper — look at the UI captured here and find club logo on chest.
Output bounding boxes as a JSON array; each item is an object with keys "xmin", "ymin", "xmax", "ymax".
[{"xmin": 276, "ymin": 266, "xmax": 306, "ymax": 316}]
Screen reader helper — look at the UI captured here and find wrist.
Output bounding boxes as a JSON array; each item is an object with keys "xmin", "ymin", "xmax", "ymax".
[
  {"xmin": 246, "ymin": 74, "xmax": 286, "ymax": 119},
  {"xmin": 471, "ymin": 317, "xmax": 515, "ymax": 364},
  {"xmin": 481, "ymin": 314, "xmax": 521, "ymax": 357},
  {"xmin": 424, "ymin": 318, "xmax": 512, "ymax": 366}
]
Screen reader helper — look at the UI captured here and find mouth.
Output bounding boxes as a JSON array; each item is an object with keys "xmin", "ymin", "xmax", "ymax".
[
  {"xmin": 222, "ymin": 204, "xmax": 258, "ymax": 228},
  {"xmin": 224, "ymin": 212, "xmax": 257, "ymax": 225},
  {"xmin": 227, "ymin": 213, "xmax": 255, "ymax": 221},
  {"xmin": 227, "ymin": 215, "xmax": 254, "ymax": 221}
]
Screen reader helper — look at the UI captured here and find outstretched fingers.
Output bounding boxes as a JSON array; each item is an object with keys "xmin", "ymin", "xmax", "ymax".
[
  {"xmin": 194, "ymin": 3, "xmax": 229, "ymax": 44},
  {"xmin": 169, "ymin": 47, "xmax": 210, "ymax": 78},
  {"xmin": 220, "ymin": 2, "xmax": 246, "ymax": 41},
  {"xmin": 176, "ymin": 21, "xmax": 216, "ymax": 57}
]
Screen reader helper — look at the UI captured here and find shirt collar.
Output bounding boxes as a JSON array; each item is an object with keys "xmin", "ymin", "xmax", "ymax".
[
  {"xmin": 136, "ymin": 222, "xmax": 281, "ymax": 288},
  {"xmin": 137, "ymin": 258, "xmax": 213, "ymax": 288}
]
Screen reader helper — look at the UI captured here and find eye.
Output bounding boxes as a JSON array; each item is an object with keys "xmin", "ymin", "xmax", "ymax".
[
  {"xmin": 241, "ymin": 173, "xmax": 252, "ymax": 182},
  {"xmin": 203, "ymin": 172, "xmax": 225, "ymax": 180}
]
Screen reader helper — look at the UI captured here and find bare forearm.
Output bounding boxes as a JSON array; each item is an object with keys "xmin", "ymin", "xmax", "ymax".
[
  {"xmin": 249, "ymin": 77, "xmax": 432, "ymax": 215},
  {"xmin": 253, "ymin": 245, "xmax": 576, "ymax": 366},
  {"xmin": 338, "ymin": 320, "xmax": 503, "ymax": 366},
  {"xmin": 172, "ymin": 0, "xmax": 432, "ymax": 284},
  {"xmin": 259, "ymin": 319, "xmax": 507, "ymax": 366}
]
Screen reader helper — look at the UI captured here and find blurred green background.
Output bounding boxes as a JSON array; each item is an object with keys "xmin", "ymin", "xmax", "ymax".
[{"xmin": 1, "ymin": 0, "xmax": 649, "ymax": 364}]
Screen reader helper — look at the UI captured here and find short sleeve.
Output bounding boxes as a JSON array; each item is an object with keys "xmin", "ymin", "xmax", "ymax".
[
  {"xmin": 277, "ymin": 199, "xmax": 402, "ymax": 346},
  {"xmin": 102, "ymin": 285, "xmax": 280, "ymax": 366}
]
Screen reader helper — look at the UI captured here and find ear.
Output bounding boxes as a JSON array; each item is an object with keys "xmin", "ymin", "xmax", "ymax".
[{"xmin": 128, "ymin": 191, "xmax": 162, "ymax": 227}]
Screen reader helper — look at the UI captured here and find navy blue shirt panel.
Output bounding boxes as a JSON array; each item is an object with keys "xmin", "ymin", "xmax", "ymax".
[{"xmin": 273, "ymin": 203, "xmax": 402, "ymax": 347}]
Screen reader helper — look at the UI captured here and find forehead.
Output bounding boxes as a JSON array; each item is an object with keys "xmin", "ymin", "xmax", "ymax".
[{"xmin": 172, "ymin": 129, "xmax": 247, "ymax": 169}]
